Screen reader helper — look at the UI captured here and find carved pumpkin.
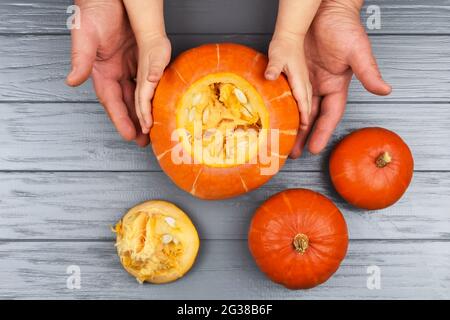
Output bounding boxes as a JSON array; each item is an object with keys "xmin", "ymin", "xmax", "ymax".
[
  {"xmin": 248, "ymin": 189, "xmax": 348, "ymax": 289},
  {"xmin": 114, "ymin": 200, "xmax": 199, "ymax": 284},
  {"xmin": 151, "ymin": 43, "xmax": 299, "ymax": 199},
  {"xmin": 329, "ymin": 127, "xmax": 414, "ymax": 210}
]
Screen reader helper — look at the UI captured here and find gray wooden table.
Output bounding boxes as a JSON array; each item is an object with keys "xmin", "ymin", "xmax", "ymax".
[{"xmin": 0, "ymin": 0, "xmax": 449, "ymax": 299}]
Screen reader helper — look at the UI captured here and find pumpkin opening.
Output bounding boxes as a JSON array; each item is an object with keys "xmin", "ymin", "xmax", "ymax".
[
  {"xmin": 176, "ymin": 72, "xmax": 269, "ymax": 167},
  {"xmin": 115, "ymin": 201, "xmax": 199, "ymax": 284}
]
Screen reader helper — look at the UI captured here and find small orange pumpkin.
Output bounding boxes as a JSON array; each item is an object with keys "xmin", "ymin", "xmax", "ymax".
[
  {"xmin": 151, "ymin": 43, "xmax": 299, "ymax": 199},
  {"xmin": 248, "ymin": 189, "xmax": 348, "ymax": 289},
  {"xmin": 329, "ymin": 127, "xmax": 414, "ymax": 210}
]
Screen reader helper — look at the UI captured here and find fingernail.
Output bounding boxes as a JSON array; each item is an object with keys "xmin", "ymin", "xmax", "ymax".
[
  {"xmin": 67, "ymin": 67, "xmax": 76, "ymax": 79},
  {"xmin": 145, "ymin": 118, "xmax": 152, "ymax": 128},
  {"xmin": 289, "ymin": 148, "xmax": 301, "ymax": 159},
  {"xmin": 265, "ymin": 72, "xmax": 276, "ymax": 80},
  {"xmin": 148, "ymin": 71, "xmax": 161, "ymax": 82}
]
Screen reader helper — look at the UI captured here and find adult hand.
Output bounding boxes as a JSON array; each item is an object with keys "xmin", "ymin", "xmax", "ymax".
[
  {"xmin": 290, "ymin": 0, "xmax": 392, "ymax": 158},
  {"xmin": 66, "ymin": 0, "xmax": 149, "ymax": 147}
]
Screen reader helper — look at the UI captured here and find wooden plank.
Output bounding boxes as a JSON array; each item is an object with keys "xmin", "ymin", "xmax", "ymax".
[
  {"xmin": 0, "ymin": 172, "xmax": 448, "ymax": 240},
  {"xmin": 0, "ymin": 0, "xmax": 449, "ymax": 34},
  {"xmin": 0, "ymin": 240, "xmax": 448, "ymax": 299},
  {"xmin": 1, "ymin": 102, "xmax": 448, "ymax": 171},
  {"xmin": 1, "ymin": 35, "xmax": 450, "ymax": 102}
]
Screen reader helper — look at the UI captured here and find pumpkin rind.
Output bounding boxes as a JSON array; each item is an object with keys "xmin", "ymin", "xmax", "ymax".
[
  {"xmin": 248, "ymin": 189, "xmax": 349, "ymax": 289},
  {"xmin": 151, "ymin": 43, "xmax": 299, "ymax": 199},
  {"xmin": 329, "ymin": 127, "xmax": 414, "ymax": 210}
]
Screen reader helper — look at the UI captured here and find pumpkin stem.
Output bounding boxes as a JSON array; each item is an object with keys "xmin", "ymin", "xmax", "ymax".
[
  {"xmin": 293, "ymin": 233, "xmax": 309, "ymax": 254},
  {"xmin": 375, "ymin": 152, "xmax": 392, "ymax": 168}
]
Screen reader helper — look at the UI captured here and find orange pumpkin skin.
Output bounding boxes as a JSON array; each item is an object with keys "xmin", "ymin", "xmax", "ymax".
[
  {"xmin": 150, "ymin": 43, "xmax": 299, "ymax": 200},
  {"xmin": 248, "ymin": 189, "xmax": 348, "ymax": 289},
  {"xmin": 329, "ymin": 127, "xmax": 414, "ymax": 210}
]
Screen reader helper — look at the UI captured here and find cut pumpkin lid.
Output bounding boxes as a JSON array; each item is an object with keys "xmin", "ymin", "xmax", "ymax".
[{"xmin": 114, "ymin": 200, "xmax": 200, "ymax": 284}]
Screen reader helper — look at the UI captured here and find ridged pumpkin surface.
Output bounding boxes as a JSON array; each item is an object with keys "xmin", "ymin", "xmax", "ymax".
[
  {"xmin": 329, "ymin": 127, "xmax": 414, "ymax": 210},
  {"xmin": 151, "ymin": 43, "xmax": 299, "ymax": 199},
  {"xmin": 248, "ymin": 189, "xmax": 348, "ymax": 289}
]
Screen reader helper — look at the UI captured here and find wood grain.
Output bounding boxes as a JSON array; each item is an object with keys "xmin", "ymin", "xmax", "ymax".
[
  {"xmin": 0, "ymin": 171, "xmax": 448, "ymax": 240},
  {"xmin": 0, "ymin": 240, "xmax": 448, "ymax": 299},
  {"xmin": 1, "ymin": 102, "xmax": 448, "ymax": 171},
  {"xmin": 0, "ymin": 0, "xmax": 449, "ymax": 34},
  {"xmin": 0, "ymin": 0, "xmax": 449, "ymax": 300},
  {"xmin": 1, "ymin": 35, "xmax": 449, "ymax": 102}
]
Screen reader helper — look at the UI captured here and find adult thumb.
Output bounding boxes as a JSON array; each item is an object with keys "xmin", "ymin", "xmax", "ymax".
[
  {"xmin": 66, "ymin": 28, "xmax": 98, "ymax": 87},
  {"xmin": 350, "ymin": 39, "xmax": 392, "ymax": 96}
]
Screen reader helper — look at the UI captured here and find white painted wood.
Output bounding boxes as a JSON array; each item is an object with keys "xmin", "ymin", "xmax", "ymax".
[
  {"xmin": 0, "ymin": 172, "xmax": 448, "ymax": 240},
  {"xmin": 1, "ymin": 103, "xmax": 448, "ymax": 171},
  {"xmin": 0, "ymin": 0, "xmax": 449, "ymax": 34},
  {"xmin": 0, "ymin": 240, "xmax": 448, "ymax": 299},
  {"xmin": 1, "ymin": 35, "xmax": 449, "ymax": 102}
]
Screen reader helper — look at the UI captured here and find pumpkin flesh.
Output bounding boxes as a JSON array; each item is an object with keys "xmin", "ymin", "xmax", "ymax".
[
  {"xmin": 176, "ymin": 72, "xmax": 269, "ymax": 166},
  {"xmin": 114, "ymin": 201, "xmax": 199, "ymax": 284}
]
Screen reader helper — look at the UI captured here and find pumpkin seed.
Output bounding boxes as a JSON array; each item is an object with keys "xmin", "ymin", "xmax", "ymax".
[
  {"xmin": 188, "ymin": 108, "xmax": 196, "ymax": 122},
  {"xmin": 192, "ymin": 93, "xmax": 202, "ymax": 106},
  {"xmin": 162, "ymin": 234, "xmax": 173, "ymax": 244},
  {"xmin": 202, "ymin": 108, "xmax": 210, "ymax": 123},
  {"xmin": 204, "ymin": 128, "xmax": 216, "ymax": 139},
  {"xmin": 233, "ymin": 88, "xmax": 248, "ymax": 104},
  {"xmin": 214, "ymin": 139, "xmax": 224, "ymax": 156},
  {"xmin": 164, "ymin": 217, "xmax": 176, "ymax": 228},
  {"xmin": 240, "ymin": 105, "xmax": 253, "ymax": 118}
]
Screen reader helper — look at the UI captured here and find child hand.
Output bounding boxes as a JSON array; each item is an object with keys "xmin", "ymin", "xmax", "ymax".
[
  {"xmin": 265, "ymin": 35, "xmax": 312, "ymax": 130},
  {"xmin": 135, "ymin": 35, "xmax": 171, "ymax": 134}
]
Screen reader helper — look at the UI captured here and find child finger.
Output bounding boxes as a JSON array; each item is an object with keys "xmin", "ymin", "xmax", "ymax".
[
  {"xmin": 122, "ymin": 79, "xmax": 150, "ymax": 147},
  {"xmin": 291, "ymin": 85, "xmax": 310, "ymax": 128},
  {"xmin": 289, "ymin": 95, "xmax": 320, "ymax": 159},
  {"xmin": 306, "ymin": 82, "xmax": 313, "ymax": 115},
  {"xmin": 138, "ymin": 81, "xmax": 157, "ymax": 132},
  {"xmin": 134, "ymin": 86, "xmax": 146, "ymax": 134}
]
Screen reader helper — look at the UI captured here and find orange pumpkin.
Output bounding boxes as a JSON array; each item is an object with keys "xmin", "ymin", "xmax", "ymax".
[
  {"xmin": 329, "ymin": 127, "xmax": 414, "ymax": 210},
  {"xmin": 248, "ymin": 189, "xmax": 348, "ymax": 289},
  {"xmin": 151, "ymin": 43, "xmax": 299, "ymax": 199}
]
